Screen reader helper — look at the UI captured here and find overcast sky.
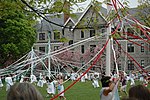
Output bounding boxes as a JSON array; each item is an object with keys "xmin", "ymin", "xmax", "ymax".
[{"xmin": 73, "ymin": 0, "xmax": 139, "ymax": 12}]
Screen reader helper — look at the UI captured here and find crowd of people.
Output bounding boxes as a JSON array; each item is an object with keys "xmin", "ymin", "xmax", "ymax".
[{"xmin": 0, "ymin": 70, "xmax": 149, "ymax": 100}]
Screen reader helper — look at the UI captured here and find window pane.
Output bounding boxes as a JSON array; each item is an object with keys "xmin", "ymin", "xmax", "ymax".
[
  {"xmin": 81, "ymin": 45, "xmax": 84, "ymax": 53},
  {"xmin": 39, "ymin": 33, "xmax": 45, "ymax": 40},
  {"xmin": 39, "ymin": 47, "xmax": 45, "ymax": 52},
  {"xmin": 90, "ymin": 30, "xmax": 95, "ymax": 37},
  {"xmin": 141, "ymin": 43, "xmax": 144, "ymax": 52},
  {"xmin": 81, "ymin": 30, "xmax": 84, "ymax": 38}
]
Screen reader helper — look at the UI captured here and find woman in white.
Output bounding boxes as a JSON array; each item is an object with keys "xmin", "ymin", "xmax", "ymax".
[
  {"xmin": 20, "ymin": 75, "xmax": 24, "ymax": 83},
  {"xmin": 0, "ymin": 76, "xmax": 4, "ymax": 89},
  {"xmin": 46, "ymin": 76, "xmax": 55, "ymax": 97},
  {"xmin": 92, "ymin": 74, "xmax": 99, "ymax": 88},
  {"xmin": 37, "ymin": 73, "xmax": 44, "ymax": 87},
  {"xmin": 80, "ymin": 73, "xmax": 86, "ymax": 82},
  {"xmin": 57, "ymin": 75, "xmax": 66, "ymax": 100},
  {"xmin": 70, "ymin": 72, "xmax": 75, "ymax": 81},
  {"xmin": 5, "ymin": 75, "xmax": 13, "ymax": 91},
  {"xmin": 30, "ymin": 74, "xmax": 37, "ymax": 84}
]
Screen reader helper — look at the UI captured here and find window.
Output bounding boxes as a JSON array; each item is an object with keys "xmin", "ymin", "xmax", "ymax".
[
  {"xmin": 81, "ymin": 45, "xmax": 84, "ymax": 54},
  {"xmin": 81, "ymin": 30, "xmax": 84, "ymax": 38},
  {"xmin": 39, "ymin": 33, "xmax": 45, "ymax": 40},
  {"xmin": 90, "ymin": 45, "xmax": 96, "ymax": 53},
  {"xmin": 90, "ymin": 30, "xmax": 95, "ymax": 37},
  {"xmin": 127, "ymin": 43, "xmax": 134, "ymax": 52},
  {"xmin": 39, "ymin": 47, "xmax": 45, "ymax": 52},
  {"xmin": 54, "ymin": 30, "xmax": 60, "ymax": 40},
  {"xmin": 141, "ymin": 43, "xmax": 144, "ymax": 52},
  {"xmin": 54, "ymin": 46, "xmax": 59, "ymax": 51},
  {"xmin": 128, "ymin": 60, "xmax": 134, "ymax": 70},
  {"xmin": 69, "ymin": 40, "xmax": 73, "ymax": 45},
  {"xmin": 127, "ymin": 28, "xmax": 134, "ymax": 34},
  {"xmin": 141, "ymin": 60, "xmax": 144, "ymax": 68}
]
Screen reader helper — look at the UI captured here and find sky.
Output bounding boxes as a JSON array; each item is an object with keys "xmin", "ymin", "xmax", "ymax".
[{"xmin": 73, "ymin": 0, "xmax": 139, "ymax": 12}]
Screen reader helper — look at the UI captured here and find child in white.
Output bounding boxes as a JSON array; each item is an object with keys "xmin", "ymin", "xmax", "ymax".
[
  {"xmin": 57, "ymin": 75, "xmax": 66, "ymax": 100},
  {"xmin": 37, "ymin": 73, "xmax": 44, "ymax": 87},
  {"xmin": 70, "ymin": 72, "xmax": 76, "ymax": 81},
  {"xmin": 5, "ymin": 75, "xmax": 13, "ymax": 91},
  {"xmin": 20, "ymin": 75, "xmax": 24, "ymax": 83},
  {"xmin": 30, "ymin": 74, "xmax": 37, "ymax": 84},
  {"xmin": 80, "ymin": 73, "xmax": 86, "ymax": 82},
  {"xmin": 92, "ymin": 74, "xmax": 99, "ymax": 88}
]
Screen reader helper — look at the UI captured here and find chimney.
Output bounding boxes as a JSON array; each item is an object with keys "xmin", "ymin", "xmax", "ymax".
[{"xmin": 64, "ymin": 1, "xmax": 70, "ymax": 23}]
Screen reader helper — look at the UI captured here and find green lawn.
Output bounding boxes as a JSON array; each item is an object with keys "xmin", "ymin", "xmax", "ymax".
[{"xmin": 0, "ymin": 80, "xmax": 149, "ymax": 100}]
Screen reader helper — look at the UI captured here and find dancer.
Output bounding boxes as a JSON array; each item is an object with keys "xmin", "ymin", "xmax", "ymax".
[
  {"xmin": 92, "ymin": 74, "xmax": 99, "ymax": 88},
  {"xmin": 80, "ymin": 72, "xmax": 86, "ymax": 82},
  {"xmin": 5, "ymin": 74, "xmax": 13, "ymax": 91},
  {"xmin": 46, "ymin": 76, "xmax": 55, "ymax": 98},
  {"xmin": 57, "ymin": 75, "xmax": 66, "ymax": 100},
  {"xmin": 143, "ymin": 76, "xmax": 148, "ymax": 87},
  {"xmin": 30, "ymin": 74, "xmax": 37, "ymax": 84},
  {"xmin": 0, "ymin": 76, "xmax": 3, "ymax": 90},
  {"xmin": 70, "ymin": 71, "xmax": 76, "ymax": 81},
  {"xmin": 20, "ymin": 75, "xmax": 24, "ymax": 83},
  {"xmin": 37, "ymin": 73, "xmax": 44, "ymax": 87}
]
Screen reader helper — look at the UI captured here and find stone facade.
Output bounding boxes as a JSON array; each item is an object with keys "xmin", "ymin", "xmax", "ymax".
[{"xmin": 34, "ymin": 4, "xmax": 150, "ymax": 73}]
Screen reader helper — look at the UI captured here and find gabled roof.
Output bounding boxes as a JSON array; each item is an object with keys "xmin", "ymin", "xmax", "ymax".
[
  {"xmin": 71, "ymin": 3, "xmax": 107, "ymax": 31},
  {"xmin": 63, "ymin": 17, "xmax": 75, "ymax": 27}
]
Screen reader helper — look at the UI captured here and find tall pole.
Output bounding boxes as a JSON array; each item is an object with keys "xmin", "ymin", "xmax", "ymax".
[
  {"xmin": 124, "ymin": 27, "xmax": 127, "ymax": 71},
  {"xmin": 106, "ymin": 2, "xmax": 111, "ymax": 76},
  {"xmin": 31, "ymin": 47, "xmax": 34, "ymax": 75},
  {"xmin": 48, "ymin": 31, "xmax": 51, "ymax": 79}
]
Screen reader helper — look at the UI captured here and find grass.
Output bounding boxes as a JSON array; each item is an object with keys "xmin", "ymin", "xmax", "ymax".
[{"xmin": 0, "ymin": 80, "xmax": 149, "ymax": 100}]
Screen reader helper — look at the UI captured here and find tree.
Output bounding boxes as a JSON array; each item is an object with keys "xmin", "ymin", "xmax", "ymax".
[
  {"xmin": 0, "ymin": 1, "xmax": 36, "ymax": 67},
  {"xmin": 137, "ymin": 0, "xmax": 150, "ymax": 27}
]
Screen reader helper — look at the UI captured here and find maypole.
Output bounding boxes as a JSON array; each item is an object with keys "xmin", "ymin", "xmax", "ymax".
[
  {"xmin": 48, "ymin": 31, "xmax": 51, "ymax": 78},
  {"xmin": 106, "ymin": 1, "xmax": 112, "ymax": 76},
  {"xmin": 31, "ymin": 47, "xmax": 34, "ymax": 75}
]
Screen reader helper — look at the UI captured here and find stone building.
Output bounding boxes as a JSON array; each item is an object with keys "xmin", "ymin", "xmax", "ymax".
[{"xmin": 34, "ymin": 3, "xmax": 150, "ymax": 73}]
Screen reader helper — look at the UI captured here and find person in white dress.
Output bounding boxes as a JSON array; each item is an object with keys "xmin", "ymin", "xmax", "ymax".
[
  {"xmin": 80, "ymin": 72, "xmax": 86, "ymax": 82},
  {"xmin": 57, "ymin": 75, "xmax": 66, "ymax": 100},
  {"xmin": 129, "ymin": 72, "xmax": 135, "ymax": 86},
  {"xmin": 0, "ymin": 76, "xmax": 4, "ymax": 89},
  {"xmin": 70, "ymin": 72, "xmax": 76, "ymax": 81},
  {"xmin": 30, "ymin": 74, "xmax": 37, "ymax": 84},
  {"xmin": 37, "ymin": 73, "xmax": 44, "ymax": 87},
  {"xmin": 20, "ymin": 75, "xmax": 24, "ymax": 83},
  {"xmin": 5, "ymin": 75, "xmax": 14, "ymax": 91},
  {"xmin": 46, "ymin": 76, "xmax": 55, "ymax": 98},
  {"xmin": 92, "ymin": 74, "xmax": 99, "ymax": 88}
]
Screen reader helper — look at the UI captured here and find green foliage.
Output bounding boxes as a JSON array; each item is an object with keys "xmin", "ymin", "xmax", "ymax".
[
  {"xmin": 137, "ymin": 0, "xmax": 150, "ymax": 27},
  {"xmin": 0, "ymin": 1, "xmax": 36, "ymax": 67}
]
